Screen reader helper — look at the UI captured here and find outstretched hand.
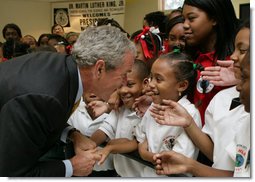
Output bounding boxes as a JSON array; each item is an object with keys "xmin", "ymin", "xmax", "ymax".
[
  {"xmin": 87, "ymin": 100, "xmax": 109, "ymax": 119},
  {"xmin": 132, "ymin": 95, "xmax": 152, "ymax": 117},
  {"xmin": 70, "ymin": 148, "xmax": 101, "ymax": 176},
  {"xmin": 153, "ymin": 151, "xmax": 191, "ymax": 175},
  {"xmin": 201, "ymin": 60, "xmax": 239, "ymax": 86},
  {"xmin": 150, "ymin": 99, "xmax": 192, "ymax": 128},
  {"xmin": 107, "ymin": 90, "xmax": 122, "ymax": 111},
  {"xmin": 96, "ymin": 146, "xmax": 111, "ymax": 165}
]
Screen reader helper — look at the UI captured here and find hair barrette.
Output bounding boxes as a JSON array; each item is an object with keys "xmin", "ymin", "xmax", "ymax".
[
  {"xmin": 173, "ymin": 48, "xmax": 181, "ymax": 53},
  {"xmin": 193, "ymin": 63, "xmax": 197, "ymax": 70}
]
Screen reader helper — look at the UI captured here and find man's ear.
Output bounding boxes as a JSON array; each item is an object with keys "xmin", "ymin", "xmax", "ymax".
[
  {"xmin": 177, "ymin": 80, "xmax": 189, "ymax": 93},
  {"xmin": 94, "ymin": 60, "xmax": 105, "ymax": 79}
]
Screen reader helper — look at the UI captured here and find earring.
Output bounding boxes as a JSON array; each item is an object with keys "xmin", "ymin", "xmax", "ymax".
[{"xmin": 179, "ymin": 92, "xmax": 182, "ymax": 97}]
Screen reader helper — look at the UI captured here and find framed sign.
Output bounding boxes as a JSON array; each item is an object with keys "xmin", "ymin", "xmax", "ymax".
[
  {"xmin": 52, "ymin": 0, "xmax": 125, "ymax": 33},
  {"xmin": 54, "ymin": 8, "xmax": 70, "ymax": 27}
]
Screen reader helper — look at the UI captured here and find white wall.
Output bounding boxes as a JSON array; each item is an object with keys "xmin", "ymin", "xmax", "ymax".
[
  {"xmin": 0, "ymin": 0, "xmax": 51, "ymax": 42},
  {"xmin": 0, "ymin": 0, "xmax": 250, "ymax": 43},
  {"xmin": 124, "ymin": 0, "xmax": 158, "ymax": 36}
]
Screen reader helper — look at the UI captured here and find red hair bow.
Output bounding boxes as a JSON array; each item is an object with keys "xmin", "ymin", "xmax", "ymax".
[{"xmin": 134, "ymin": 26, "xmax": 155, "ymax": 59}]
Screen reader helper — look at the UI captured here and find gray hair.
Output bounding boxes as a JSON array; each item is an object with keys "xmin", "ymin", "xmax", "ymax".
[{"xmin": 72, "ymin": 25, "xmax": 136, "ymax": 70}]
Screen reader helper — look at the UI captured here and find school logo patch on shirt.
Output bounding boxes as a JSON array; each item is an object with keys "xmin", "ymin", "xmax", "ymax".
[
  {"xmin": 235, "ymin": 154, "xmax": 244, "ymax": 167},
  {"xmin": 235, "ymin": 144, "xmax": 248, "ymax": 173},
  {"xmin": 196, "ymin": 77, "xmax": 214, "ymax": 93},
  {"xmin": 163, "ymin": 136, "xmax": 176, "ymax": 150}
]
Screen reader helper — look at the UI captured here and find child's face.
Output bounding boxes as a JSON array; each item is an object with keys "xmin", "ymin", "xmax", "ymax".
[
  {"xmin": 135, "ymin": 42, "xmax": 146, "ymax": 62},
  {"xmin": 22, "ymin": 36, "xmax": 37, "ymax": 49},
  {"xmin": 53, "ymin": 25, "xmax": 65, "ymax": 36},
  {"xmin": 168, "ymin": 23, "xmax": 186, "ymax": 51},
  {"xmin": 149, "ymin": 59, "xmax": 179, "ymax": 104},
  {"xmin": 236, "ymin": 56, "xmax": 250, "ymax": 112},
  {"xmin": 48, "ymin": 39, "xmax": 66, "ymax": 54},
  {"xmin": 5, "ymin": 28, "xmax": 20, "ymax": 41},
  {"xmin": 119, "ymin": 68, "xmax": 144, "ymax": 109},
  {"xmin": 39, "ymin": 36, "xmax": 49, "ymax": 46},
  {"xmin": 182, "ymin": 5, "xmax": 216, "ymax": 47},
  {"xmin": 230, "ymin": 28, "xmax": 250, "ymax": 80}
]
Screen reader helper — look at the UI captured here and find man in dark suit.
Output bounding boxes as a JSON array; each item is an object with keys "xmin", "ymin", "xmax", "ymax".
[{"xmin": 0, "ymin": 25, "xmax": 136, "ymax": 177}]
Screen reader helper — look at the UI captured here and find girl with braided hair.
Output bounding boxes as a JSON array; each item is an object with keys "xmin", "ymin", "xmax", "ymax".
[
  {"xmin": 134, "ymin": 51, "xmax": 202, "ymax": 177},
  {"xmin": 131, "ymin": 26, "xmax": 165, "ymax": 70}
]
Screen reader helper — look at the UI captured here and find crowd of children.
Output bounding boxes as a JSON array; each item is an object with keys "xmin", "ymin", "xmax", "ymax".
[{"xmin": 0, "ymin": 0, "xmax": 250, "ymax": 178}]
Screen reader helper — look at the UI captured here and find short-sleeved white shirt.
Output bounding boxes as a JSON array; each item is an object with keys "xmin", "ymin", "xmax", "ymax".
[
  {"xmin": 135, "ymin": 96, "xmax": 202, "ymax": 177},
  {"xmin": 67, "ymin": 98, "xmax": 113, "ymax": 171},
  {"xmin": 233, "ymin": 115, "xmax": 250, "ymax": 177},
  {"xmin": 203, "ymin": 86, "xmax": 250, "ymax": 171},
  {"xmin": 225, "ymin": 115, "xmax": 250, "ymax": 177},
  {"xmin": 99, "ymin": 107, "xmax": 145, "ymax": 177}
]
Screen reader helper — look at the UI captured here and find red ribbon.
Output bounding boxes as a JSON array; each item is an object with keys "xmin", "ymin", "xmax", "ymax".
[{"xmin": 134, "ymin": 26, "xmax": 154, "ymax": 59}]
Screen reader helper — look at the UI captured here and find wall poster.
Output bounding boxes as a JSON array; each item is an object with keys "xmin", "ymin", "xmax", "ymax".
[{"xmin": 52, "ymin": 0, "xmax": 125, "ymax": 33}]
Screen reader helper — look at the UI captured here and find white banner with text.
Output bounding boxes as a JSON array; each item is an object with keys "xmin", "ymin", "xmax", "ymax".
[{"xmin": 52, "ymin": 0, "xmax": 125, "ymax": 33}]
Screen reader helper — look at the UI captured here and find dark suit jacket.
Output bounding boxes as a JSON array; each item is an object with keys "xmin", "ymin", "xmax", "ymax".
[{"xmin": 0, "ymin": 52, "xmax": 78, "ymax": 176}]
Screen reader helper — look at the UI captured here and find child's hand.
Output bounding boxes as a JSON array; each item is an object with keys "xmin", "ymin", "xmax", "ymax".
[
  {"xmin": 132, "ymin": 95, "xmax": 152, "ymax": 117},
  {"xmin": 107, "ymin": 90, "xmax": 122, "ymax": 111},
  {"xmin": 201, "ymin": 60, "xmax": 239, "ymax": 86},
  {"xmin": 87, "ymin": 100, "xmax": 109, "ymax": 119},
  {"xmin": 97, "ymin": 147, "xmax": 111, "ymax": 165},
  {"xmin": 153, "ymin": 151, "xmax": 191, "ymax": 175},
  {"xmin": 150, "ymin": 100, "xmax": 193, "ymax": 128}
]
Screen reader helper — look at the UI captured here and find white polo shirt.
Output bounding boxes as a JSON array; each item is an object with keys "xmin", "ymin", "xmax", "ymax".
[
  {"xmin": 99, "ymin": 106, "xmax": 146, "ymax": 177},
  {"xmin": 233, "ymin": 114, "xmax": 250, "ymax": 177},
  {"xmin": 67, "ymin": 98, "xmax": 114, "ymax": 171},
  {"xmin": 135, "ymin": 95, "xmax": 202, "ymax": 177},
  {"xmin": 225, "ymin": 114, "xmax": 250, "ymax": 177},
  {"xmin": 203, "ymin": 86, "xmax": 250, "ymax": 171}
]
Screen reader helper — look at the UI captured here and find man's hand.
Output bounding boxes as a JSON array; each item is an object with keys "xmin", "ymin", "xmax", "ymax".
[
  {"xmin": 70, "ymin": 131, "xmax": 96, "ymax": 153},
  {"xmin": 70, "ymin": 148, "xmax": 101, "ymax": 176}
]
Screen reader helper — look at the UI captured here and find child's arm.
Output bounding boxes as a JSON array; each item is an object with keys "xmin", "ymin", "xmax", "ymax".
[
  {"xmin": 97, "ymin": 138, "xmax": 138, "ymax": 165},
  {"xmin": 153, "ymin": 151, "xmax": 233, "ymax": 177},
  {"xmin": 90, "ymin": 110, "xmax": 118, "ymax": 146},
  {"xmin": 90, "ymin": 129, "xmax": 108, "ymax": 146},
  {"xmin": 150, "ymin": 100, "xmax": 213, "ymax": 160},
  {"xmin": 86, "ymin": 100, "xmax": 110, "ymax": 120},
  {"xmin": 138, "ymin": 139, "xmax": 155, "ymax": 164}
]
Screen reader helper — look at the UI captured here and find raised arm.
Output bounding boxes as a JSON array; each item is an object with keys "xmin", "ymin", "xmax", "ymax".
[
  {"xmin": 97, "ymin": 138, "xmax": 138, "ymax": 165},
  {"xmin": 90, "ymin": 129, "xmax": 108, "ymax": 146},
  {"xmin": 150, "ymin": 100, "xmax": 213, "ymax": 160},
  {"xmin": 201, "ymin": 60, "xmax": 239, "ymax": 86},
  {"xmin": 153, "ymin": 151, "xmax": 233, "ymax": 177}
]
